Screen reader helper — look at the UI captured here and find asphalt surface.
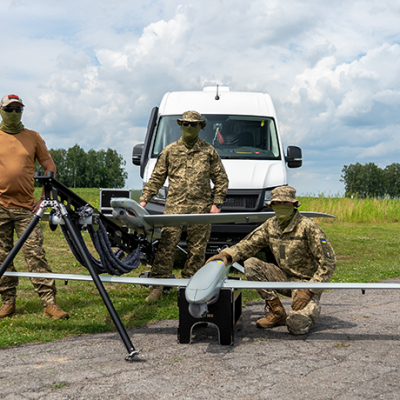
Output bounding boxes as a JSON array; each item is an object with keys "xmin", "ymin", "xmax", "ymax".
[{"xmin": 1, "ymin": 279, "xmax": 400, "ymax": 400}]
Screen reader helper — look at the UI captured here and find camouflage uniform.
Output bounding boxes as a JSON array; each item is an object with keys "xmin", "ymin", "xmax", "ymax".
[
  {"xmin": 224, "ymin": 210, "xmax": 336, "ymax": 334},
  {"xmin": 0, "ymin": 206, "xmax": 57, "ymax": 307},
  {"xmin": 140, "ymin": 138, "xmax": 228, "ymax": 278}
]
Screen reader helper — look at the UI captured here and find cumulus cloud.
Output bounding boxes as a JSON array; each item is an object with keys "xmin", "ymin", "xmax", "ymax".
[{"xmin": 1, "ymin": 0, "xmax": 400, "ymax": 193}]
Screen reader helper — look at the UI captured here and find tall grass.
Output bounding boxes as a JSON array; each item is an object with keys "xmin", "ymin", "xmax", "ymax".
[
  {"xmin": 35, "ymin": 188, "xmax": 399, "ymax": 223},
  {"xmin": 298, "ymin": 196, "xmax": 400, "ymax": 223}
]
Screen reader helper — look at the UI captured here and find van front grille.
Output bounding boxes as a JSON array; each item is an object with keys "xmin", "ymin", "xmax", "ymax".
[{"xmin": 223, "ymin": 195, "xmax": 259, "ymax": 209}]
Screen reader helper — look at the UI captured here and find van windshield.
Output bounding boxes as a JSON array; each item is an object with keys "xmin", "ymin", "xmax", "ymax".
[{"xmin": 152, "ymin": 115, "xmax": 281, "ymax": 160}]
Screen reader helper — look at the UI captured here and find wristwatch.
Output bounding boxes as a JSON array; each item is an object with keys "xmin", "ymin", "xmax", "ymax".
[{"xmin": 215, "ymin": 203, "xmax": 223, "ymax": 209}]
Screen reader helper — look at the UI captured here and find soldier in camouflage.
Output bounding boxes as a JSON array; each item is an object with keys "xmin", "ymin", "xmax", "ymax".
[
  {"xmin": 0, "ymin": 94, "xmax": 69, "ymax": 319},
  {"xmin": 207, "ymin": 186, "xmax": 336, "ymax": 335},
  {"xmin": 140, "ymin": 110, "xmax": 229, "ymax": 304}
]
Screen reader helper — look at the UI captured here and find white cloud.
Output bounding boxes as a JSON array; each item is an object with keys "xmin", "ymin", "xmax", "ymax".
[{"xmin": 1, "ymin": 0, "xmax": 400, "ymax": 195}]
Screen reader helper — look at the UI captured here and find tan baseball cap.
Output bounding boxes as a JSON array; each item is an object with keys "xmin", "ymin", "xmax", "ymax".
[{"xmin": 0, "ymin": 94, "xmax": 25, "ymax": 107}]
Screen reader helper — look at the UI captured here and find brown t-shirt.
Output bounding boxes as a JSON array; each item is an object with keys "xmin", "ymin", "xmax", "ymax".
[{"xmin": 0, "ymin": 128, "xmax": 52, "ymax": 210}]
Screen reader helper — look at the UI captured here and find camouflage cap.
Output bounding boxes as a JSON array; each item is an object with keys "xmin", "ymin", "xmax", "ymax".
[
  {"xmin": 177, "ymin": 110, "xmax": 206, "ymax": 128},
  {"xmin": 265, "ymin": 186, "xmax": 301, "ymax": 207},
  {"xmin": 0, "ymin": 94, "xmax": 25, "ymax": 107}
]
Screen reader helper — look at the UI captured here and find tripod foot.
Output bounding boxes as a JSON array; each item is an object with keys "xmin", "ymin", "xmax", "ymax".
[{"xmin": 125, "ymin": 349, "xmax": 142, "ymax": 362}]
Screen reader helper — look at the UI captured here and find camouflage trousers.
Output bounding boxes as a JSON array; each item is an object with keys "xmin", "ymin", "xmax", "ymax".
[
  {"xmin": 244, "ymin": 257, "xmax": 322, "ymax": 335},
  {"xmin": 0, "ymin": 205, "xmax": 57, "ymax": 307},
  {"xmin": 150, "ymin": 223, "xmax": 211, "ymax": 279}
]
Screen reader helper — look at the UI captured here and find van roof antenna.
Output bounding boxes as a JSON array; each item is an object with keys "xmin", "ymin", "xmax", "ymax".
[{"xmin": 215, "ymin": 85, "xmax": 220, "ymax": 100}]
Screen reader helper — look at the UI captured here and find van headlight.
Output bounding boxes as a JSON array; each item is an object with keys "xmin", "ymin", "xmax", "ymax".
[{"xmin": 264, "ymin": 189, "xmax": 272, "ymax": 204}]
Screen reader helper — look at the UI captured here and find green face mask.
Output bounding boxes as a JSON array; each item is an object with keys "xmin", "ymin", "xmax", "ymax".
[
  {"xmin": 181, "ymin": 126, "xmax": 201, "ymax": 149},
  {"xmin": 271, "ymin": 204, "xmax": 295, "ymax": 230},
  {"xmin": 0, "ymin": 108, "xmax": 24, "ymax": 134}
]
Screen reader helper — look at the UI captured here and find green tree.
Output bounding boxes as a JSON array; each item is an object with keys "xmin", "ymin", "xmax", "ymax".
[
  {"xmin": 34, "ymin": 145, "xmax": 127, "ymax": 188},
  {"xmin": 341, "ymin": 162, "xmax": 391, "ymax": 198},
  {"xmin": 103, "ymin": 148, "xmax": 127, "ymax": 188},
  {"xmin": 384, "ymin": 163, "xmax": 400, "ymax": 199},
  {"xmin": 65, "ymin": 144, "xmax": 87, "ymax": 188},
  {"xmin": 49, "ymin": 148, "xmax": 67, "ymax": 183},
  {"xmin": 363, "ymin": 163, "xmax": 385, "ymax": 198},
  {"xmin": 86, "ymin": 149, "xmax": 106, "ymax": 187},
  {"xmin": 340, "ymin": 163, "xmax": 365, "ymax": 197}
]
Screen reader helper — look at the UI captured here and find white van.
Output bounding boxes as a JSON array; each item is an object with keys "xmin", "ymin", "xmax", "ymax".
[{"xmin": 132, "ymin": 86, "xmax": 302, "ymax": 252}]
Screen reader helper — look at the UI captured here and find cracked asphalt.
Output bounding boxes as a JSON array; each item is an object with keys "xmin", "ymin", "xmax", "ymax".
[{"xmin": 1, "ymin": 279, "xmax": 400, "ymax": 399}]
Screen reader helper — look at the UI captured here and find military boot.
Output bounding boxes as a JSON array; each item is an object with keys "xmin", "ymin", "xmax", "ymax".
[
  {"xmin": 0, "ymin": 303, "xmax": 15, "ymax": 318},
  {"xmin": 145, "ymin": 287, "xmax": 163, "ymax": 304},
  {"xmin": 43, "ymin": 303, "xmax": 69, "ymax": 320},
  {"xmin": 256, "ymin": 297, "xmax": 287, "ymax": 329}
]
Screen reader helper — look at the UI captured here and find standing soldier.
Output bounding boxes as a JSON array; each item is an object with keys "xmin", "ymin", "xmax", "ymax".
[
  {"xmin": 207, "ymin": 186, "xmax": 336, "ymax": 335},
  {"xmin": 140, "ymin": 110, "xmax": 229, "ymax": 304},
  {"xmin": 0, "ymin": 94, "xmax": 69, "ymax": 319}
]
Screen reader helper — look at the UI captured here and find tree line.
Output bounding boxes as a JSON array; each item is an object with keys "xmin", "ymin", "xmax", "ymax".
[
  {"xmin": 35, "ymin": 144, "xmax": 128, "ymax": 188},
  {"xmin": 341, "ymin": 162, "xmax": 400, "ymax": 198}
]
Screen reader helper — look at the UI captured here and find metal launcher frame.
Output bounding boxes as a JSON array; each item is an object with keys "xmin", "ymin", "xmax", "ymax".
[{"xmin": 0, "ymin": 173, "xmax": 141, "ymax": 362}]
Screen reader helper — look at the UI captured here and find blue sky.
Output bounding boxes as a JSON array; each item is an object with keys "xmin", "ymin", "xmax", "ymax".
[{"xmin": 1, "ymin": 0, "xmax": 400, "ymax": 195}]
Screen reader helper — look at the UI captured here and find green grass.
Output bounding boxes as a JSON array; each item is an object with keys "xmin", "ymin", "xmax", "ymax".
[
  {"xmin": 318, "ymin": 222, "xmax": 400, "ymax": 283},
  {"xmin": 1, "ymin": 192, "xmax": 399, "ymax": 348},
  {"xmin": 298, "ymin": 196, "xmax": 400, "ymax": 223}
]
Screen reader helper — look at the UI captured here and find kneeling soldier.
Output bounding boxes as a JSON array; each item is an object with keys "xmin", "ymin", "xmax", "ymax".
[{"xmin": 207, "ymin": 186, "xmax": 336, "ymax": 335}]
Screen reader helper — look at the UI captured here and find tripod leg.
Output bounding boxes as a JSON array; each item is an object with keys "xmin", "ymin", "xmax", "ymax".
[
  {"xmin": 0, "ymin": 215, "xmax": 42, "ymax": 280},
  {"xmin": 59, "ymin": 205, "xmax": 140, "ymax": 362}
]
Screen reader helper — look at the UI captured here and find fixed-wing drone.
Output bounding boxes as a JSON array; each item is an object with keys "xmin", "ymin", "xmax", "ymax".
[
  {"xmin": 110, "ymin": 197, "xmax": 340, "ymax": 318},
  {"xmin": 107, "ymin": 198, "xmax": 400, "ymax": 318}
]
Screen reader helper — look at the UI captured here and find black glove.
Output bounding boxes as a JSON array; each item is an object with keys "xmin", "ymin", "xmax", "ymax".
[
  {"xmin": 206, "ymin": 252, "xmax": 232, "ymax": 266},
  {"xmin": 291, "ymin": 289, "xmax": 314, "ymax": 311}
]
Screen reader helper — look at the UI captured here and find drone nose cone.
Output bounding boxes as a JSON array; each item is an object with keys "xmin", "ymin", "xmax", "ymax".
[{"xmin": 188, "ymin": 303, "xmax": 208, "ymax": 318}]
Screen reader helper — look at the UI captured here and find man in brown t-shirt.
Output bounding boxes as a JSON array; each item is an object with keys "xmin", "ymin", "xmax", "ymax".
[{"xmin": 0, "ymin": 94, "xmax": 69, "ymax": 319}]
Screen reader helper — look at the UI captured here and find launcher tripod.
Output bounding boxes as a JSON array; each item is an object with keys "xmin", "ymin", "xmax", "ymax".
[{"xmin": 0, "ymin": 173, "xmax": 141, "ymax": 362}]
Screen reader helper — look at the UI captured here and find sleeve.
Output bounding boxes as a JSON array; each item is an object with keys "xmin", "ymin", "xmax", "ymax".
[
  {"xmin": 35, "ymin": 132, "xmax": 52, "ymax": 164},
  {"xmin": 224, "ymin": 222, "xmax": 269, "ymax": 263},
  {"xmin": 140, "ymin": 150, "xmax": 169, "ymax": 203},
  {"xmin": 307, "ymin": 223, "xmax": 337, "ymax": 292},
  {"xmin": 210, "ymin": 148, "xmax": 229, "ymax": 204}
]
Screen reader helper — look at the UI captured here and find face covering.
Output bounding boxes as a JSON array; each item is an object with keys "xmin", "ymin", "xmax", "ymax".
[
  {"xmin": 271, "ymin": 204, "xmax": 295, "ymax": 230},
  {"xmin": 0, "ymin": 108, "xmax": 24, "ymax": 134},
  {"xmin": 181, "ymin": 126, "xmax": 201, "ymax": 149}
]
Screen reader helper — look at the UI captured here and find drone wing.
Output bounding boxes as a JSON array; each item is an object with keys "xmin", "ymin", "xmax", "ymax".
[
  {"xmin": 222, "ymin": 280, "xmax": 400, "ymax": 290},
  {"xmin": 3, "ymin": 272, "xmax": 190, "ymax": 287}
]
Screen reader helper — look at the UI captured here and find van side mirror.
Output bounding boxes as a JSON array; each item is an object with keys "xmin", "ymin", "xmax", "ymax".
[
  {"xmin": 132, "ymin": 143, "xmax": 144, "ymax": 166},
  {"xmin": 286, "ymin": 146, "xmax": 302, "ymax": 168}
]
